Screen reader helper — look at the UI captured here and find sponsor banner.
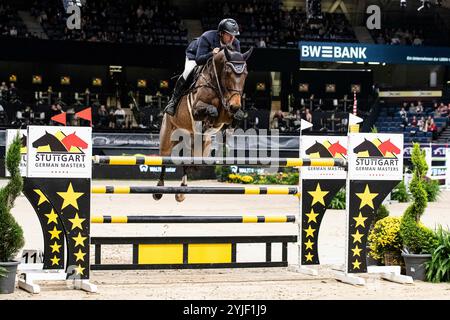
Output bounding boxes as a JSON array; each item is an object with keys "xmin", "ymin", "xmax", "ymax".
[
  {"xmin": 431, "ymin": 144, "xmax": 448, "ymax": 158},
  {"xmin": 429, "ymin": 166, "xmax": 446, "ymax": 179},
  {"xmin": 27, "ymin": 126, "xmax": 92, "ymax": 178},
  {"xmin": 92, "ymin": 133, "xmax": 160, "ymax": 149},
  {"xmin": 299, "ymin": 41, "xmax": 450, "ymax": 65},
  {"xmin": 6, "ymin": 129, "xmax": 27, "ymax": 177},
  {"xmin": 348, "ymin": 133, "xmax": 403, "ymax": 181},
  {"xmin": 300, "ymin": 135, "xmax": 347, "ymax": 179},
  {"xmin": 379, "ymin": 90, "xmax": 442, "ymax": 98}
]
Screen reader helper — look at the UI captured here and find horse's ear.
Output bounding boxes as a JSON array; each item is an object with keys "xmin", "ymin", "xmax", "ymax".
[
  {"xmin": 224, "ymin": 46, "xmax": 232, "ymax": 61},
  {"xmin": 243, "ymin": 47, "xmax": 254, "ymax": 61}
]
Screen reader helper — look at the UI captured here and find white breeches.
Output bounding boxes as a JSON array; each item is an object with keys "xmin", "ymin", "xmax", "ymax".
[{"xmin": 182, "ymin": 57, "xmax": 197, "ymax": 80}]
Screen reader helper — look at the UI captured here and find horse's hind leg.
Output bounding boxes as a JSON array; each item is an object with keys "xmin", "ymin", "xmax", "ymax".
[
  {"xmin": 175, "ymin": 166, "xmax": 188, "ymax": 202},
  {"xmin": 153, "ymin": 165, "xmax": 165, "ymax": 200}
]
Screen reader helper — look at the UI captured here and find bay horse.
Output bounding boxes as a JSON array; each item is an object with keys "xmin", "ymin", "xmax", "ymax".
[{"xmin": 154, "ymin": 46, "xmax": 253, "ymax": 202}]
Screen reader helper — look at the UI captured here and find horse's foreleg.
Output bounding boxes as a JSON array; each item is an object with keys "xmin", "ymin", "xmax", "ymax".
[
  {"xmin": 153, "ymin": 165, "xmax": 166, "ymax": 200},
  {"xmin": 175, "ymin": 166, "xmax": 188, "ymax": 202},
  {"xmin": 154, "ymin": 114, "xmax": 173, "ymax": 201}
]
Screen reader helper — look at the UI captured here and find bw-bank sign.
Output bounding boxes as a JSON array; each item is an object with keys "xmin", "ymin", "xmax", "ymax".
[{"xmin": 300, "ymin": 42, "xmax": 450, "ymax": 65}]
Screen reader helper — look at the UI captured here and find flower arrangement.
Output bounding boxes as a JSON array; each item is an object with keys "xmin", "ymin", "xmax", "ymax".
[{"xmin": 368, "ymin": 216, "xmax": 403, "ymax": 263}]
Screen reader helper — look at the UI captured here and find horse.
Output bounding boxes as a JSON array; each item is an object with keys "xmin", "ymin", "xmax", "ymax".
[
  {"xmin": 378, "ymin": 139, "xmax": 401, "ymax": 157},
  {"xmin": 61, "ymin": 132, "xmax": 89, "ymax": 152},
  {"xmin": 353, "ymin": 138, "xmax": 384, "ymax": 157},
  {"xmin": 154, "ymin": 46, "xmax": 253, "ymax": 202},
  {"xmin": 305, "ymin": 141, "xmax": 333, "ymax": 158},
  {"xmin": 32, "ymin": 131, "xmax": 68, "ymax": 152},
  {"xmin": 328, "ymin": 141, "xmax": 347, "ymax": 157}
]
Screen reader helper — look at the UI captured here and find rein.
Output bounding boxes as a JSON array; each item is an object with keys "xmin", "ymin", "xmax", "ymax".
[{"xmin": 194, "ymin": 54, "xmax": 244, "ymax": 113}]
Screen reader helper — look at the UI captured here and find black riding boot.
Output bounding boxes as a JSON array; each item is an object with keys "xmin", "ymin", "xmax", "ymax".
[{"xmin": 164, "ymin": 76, "xmax": 186, "ymax": 116}]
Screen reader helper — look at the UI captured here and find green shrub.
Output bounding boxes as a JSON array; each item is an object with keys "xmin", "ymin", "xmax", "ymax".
[
  {"xmin": 0, "ymin": 135, "xmax": 24, "ymax": 262},
  {"xmin": 376, "ymin": 204, "xmax": 389, "ymax": 221},
  {"xmin": 423, "ymin": 179, "xmax": 441, "ymax": 202},
  {"xmin": 391, "ymin": 180, "xmax": 410, "ymax": 203},
  {"xmin": 426, "ymin": 226, "xmax": 450, "ymax": 283},
  {"xmin": 215, "ymin": 165, "xmax": 232, "ymax": 182},
  {"xmin": 368, "ymin": 216, "xmax": 402, "ymax": 261},
  {"xmin": 399, "ymin": 143, "xmax": 437, "ymax": 255},
  {"xmin": 221, "ymin": 169, "xmax": 299, "ymax": 185},
  {"xmin": 329, "ymin": 189, "xmax": 346, "ymax": 209}
]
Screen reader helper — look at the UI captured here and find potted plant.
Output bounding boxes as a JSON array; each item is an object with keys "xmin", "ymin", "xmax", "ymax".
[
  {"xmin": 368, "ymin": 216, "xmax": 403, "ymax": 266},
  {"xmin": 366, "ymin": 204, "xmax": 392, "ymax": 266},
  {"xmin": 0, "ymin": 135, "xmax": 25, "ymax": 294},
  {"xmin": 399, "ymin": 143, "xmax": 438, "ymax": 281}
]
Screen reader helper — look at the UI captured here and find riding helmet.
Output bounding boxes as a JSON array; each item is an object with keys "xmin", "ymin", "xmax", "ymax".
[{"xmin": 218, "ymin": 18, "xmax": 240, "ymax": 36}]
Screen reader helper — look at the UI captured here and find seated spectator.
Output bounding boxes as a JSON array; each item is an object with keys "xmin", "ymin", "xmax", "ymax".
[
  {"xmin": 48, "ymin": 103, "xmax": 63, "ymax": 124},
  {"xmin": 408, "ymin": 102, "xmax": 416, "ymax": 113},
  {"xmin": 399, "ymin": 107, "xmax": 407, "ymax": 118},
  {"xmin": 410, "ymin": 115, "xmax": 417, "ymax": 127},
  {"xmin": 113, "ymin": 105, "xmax": 126, "ymax": 128},
  {"xmin": 271, "ymin": 110, "xmax": 285, "ymax": 130},
  {"xmin": 0, "ymin": 82, "xmax": 8, "ymax": 99},
  {"xmin": 9, "ymin": 83, "xmax": 18, "ymax": 100},
  {"xmin": 401, "ymin": 115, "xmax": 408, "ymax": 129},
  {"xmin": 416, "ymin": 101, "xmax": 423, "ymax": 113},
  {"xmin": 305, "ymin": 108, "xmax": 312, "ymax": 123},
  {"xmin": 418, "ymin": 116, "xmax": 427, "ymax": 132},
  {"xmin": 428, "ymin": 118, "xmax": 437, "ymax": 140},
  {"xmin": 256, "ymin": 37, "xmax": 266, "ymax": 48},
  {"xmin": 97, "ymin": 105, "xmax": 109, "ymax": 128}
]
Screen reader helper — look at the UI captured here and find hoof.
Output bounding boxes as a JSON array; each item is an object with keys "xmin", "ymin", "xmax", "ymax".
[
  {"xmin": 175, "ymin": 194, "xmax": 185, "ymax": 202},
  {"xmin": 153, "ymin": 193, "xmax": 163, "ymax": 201}
]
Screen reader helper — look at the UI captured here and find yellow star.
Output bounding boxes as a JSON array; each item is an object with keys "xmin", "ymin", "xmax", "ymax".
[
  {"xmin": 305, "ymin": 208, "xmax": 319, "ymax": 223},
  {"xmin": 351, "ymin": 230, "xmax": 364, "ymax": 244},
  {"xmin": 304, "ymin": 225, "xmax": 316, "ymax": 238},
  {"xmin": 72, "ymin": 232, "xmax": 87, "ymax": 247},
  {"xmin": 305, "ymin": 252, "xmax": 314, "ymax": 262},
  {"xmin": 50, "ymin": 241, "xmax": 62, "ymax": 253},
  {"xmin": 74, "ymin": 249, "xmax": 86, "ymax": 262},
  {"xmin": 69, "ymin": 213, "xmax": 85, "ymax": 231},
  {"xmin": 356, "ymin": 185, "xmax": 378, "ymax": 209},
  {"xmin": 57, "ymin": 183, "xmax": 84, "ymax": 210},
  {"xmin": 74, "ymin": 264, "xmax": 85, "ymax": 275},
  {"xmin": 308, "ymin": 183, "xmax": 329, "ymax": 206},
  {"xmin": 48, "ymin": 226, "xmax": 62, "ymax": 240},
  {"xmin": 45, "ymin": 209, "xmax": 59, "ymax": 225},
  {"xmin": 304, "ymin": 239, "xmax": 314, "ymax": 250},
  {"xmin": 353, "ymin": 212, "xmax": 368, "ymax": 228},
  {"xmin": 352, "ymin": 259, "xmax": 361, "ymax": 270},
  {"xmin": 50, "ymin": 255, "xmax": 60, "ymax": 266},
  {"xmin": 34, "ymin": 189, "xmax": 49, "ymax": 205},
  {"xmin": 351, "ymin": 245, "xmax": 362, "ymax": 257}
]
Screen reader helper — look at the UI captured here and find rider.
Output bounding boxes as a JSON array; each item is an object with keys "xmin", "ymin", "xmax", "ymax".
[{"xmin": 163, "ymin": 18, "xmax": 241, "ymax": 116}]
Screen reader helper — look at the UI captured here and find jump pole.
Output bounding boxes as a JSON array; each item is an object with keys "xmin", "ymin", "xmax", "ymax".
[{"xmin": 91, "ymin": 215, "xmax": 297, "ymax": 224}]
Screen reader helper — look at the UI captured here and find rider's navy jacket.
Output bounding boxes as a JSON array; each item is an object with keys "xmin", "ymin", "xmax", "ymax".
[{"xmin": 185, "ymin": 30, "xmax": 241, "ymax": 65}]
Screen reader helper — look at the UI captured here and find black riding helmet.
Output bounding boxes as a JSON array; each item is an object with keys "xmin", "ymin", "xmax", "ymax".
[{"xmin": 218, "ymin": 18, "xmax": 240, "ymax": 36}]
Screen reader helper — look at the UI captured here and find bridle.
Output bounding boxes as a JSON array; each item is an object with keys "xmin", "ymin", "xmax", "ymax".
[{"xmin": 196, "ymin": 53, "xmax": 246, "ymax": 113}]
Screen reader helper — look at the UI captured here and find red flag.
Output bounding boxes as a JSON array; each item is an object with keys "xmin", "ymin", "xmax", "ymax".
[
  {"xmin": 75, "ymin": 107, "xmax": 92, "ymax": 126},
  {"xmin": 51, "ymin": 112, "xmax": 66, "ymax": 125}
]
